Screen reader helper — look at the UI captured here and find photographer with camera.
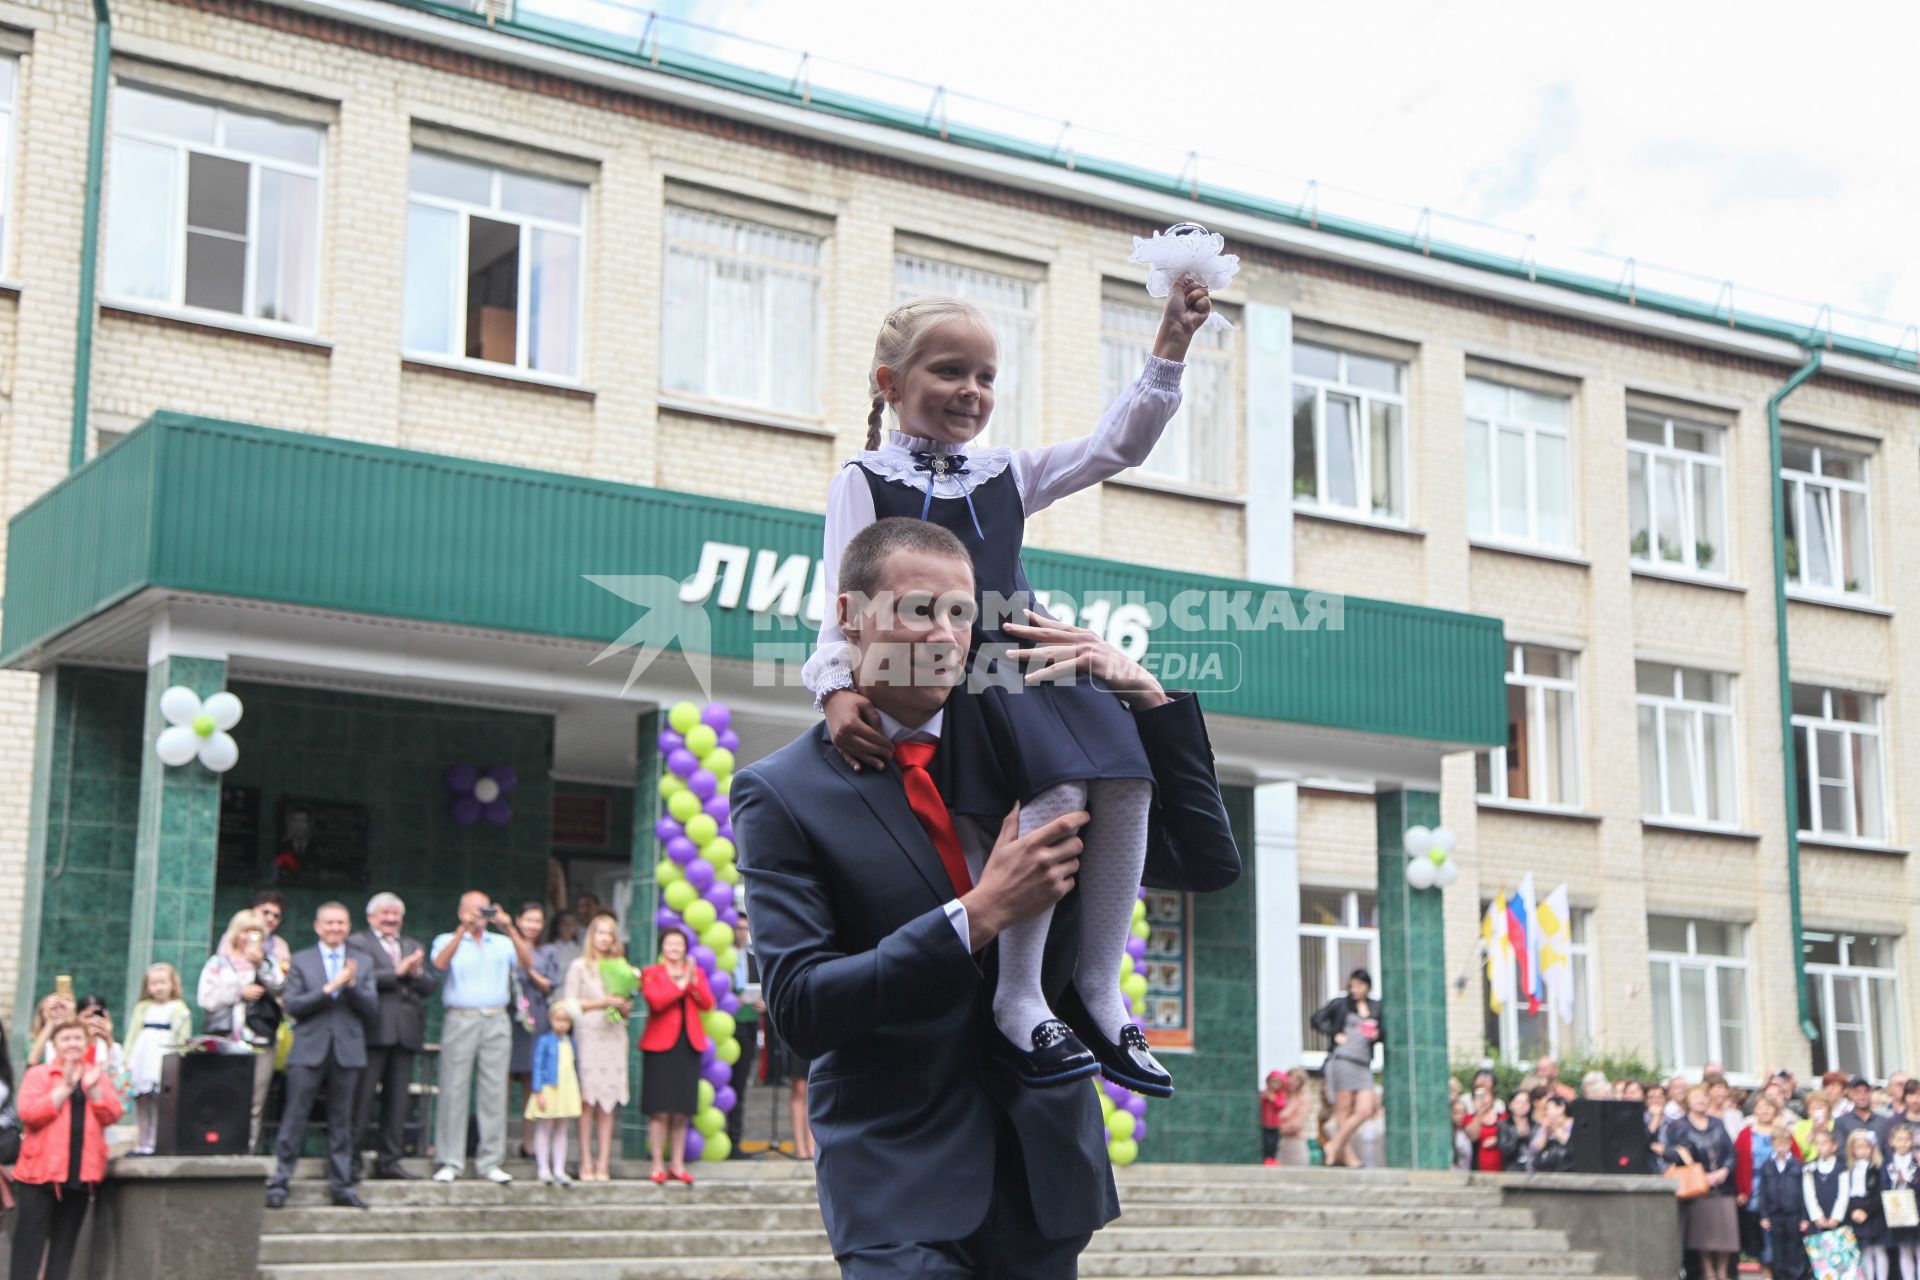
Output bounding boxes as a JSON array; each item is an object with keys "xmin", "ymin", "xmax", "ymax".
[{"xmin": 429, "ymin": 890, "xmax": 536, "ymax": 1184}]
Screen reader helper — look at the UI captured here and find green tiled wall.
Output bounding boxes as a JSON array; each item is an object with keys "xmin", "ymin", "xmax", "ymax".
[
  {"xmin": 1139, "ymin": 783, "xmax": 1258, "ymax": 1163},
  {"xmin": 623, "ymin": 709, "xmax": 660, "ymax": 1159},
  {"xmin": 1376, "ymin": 789, "xmax": 1451, "ymax": 1170}
]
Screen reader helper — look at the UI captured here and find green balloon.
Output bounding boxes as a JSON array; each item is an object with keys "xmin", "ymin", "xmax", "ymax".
[
  {"xmin": 702, "ymin": 1131, "xmax": 732, "ymax": 1162},
  {"xmin": 685, "ymin": 814, "xmax": 719, "ymax": 847},
  {"xmin": 656, "ymin": 859, "xmax": 684, "ymax": 887},
  {"xmin": 715, "ymin": 945, "xmax": 739, "ymax": 974},
  {"xmin": 658, "ymin": 773, "xmax": 685, "ymax": 800},
  {"xmin": 715, "ymin": 863, "xmax": 740, "ymax": 886},
  {"xmin": 667, "ymin": 790, "xmax": 702, "ymax": 823},
  {"xmin": 1099, "ymin": 1092, "xmax": 1115, "ymax": 1116},
  {"xmin": 193, "ymin": 713, "xmax": 216, "ymax": 738},
  {"xmin": 1106, "ymin": 1109, "xmax": 1136, "ymax": 1141},
  {"xmin": 1132, "ymin": 899, "xmax": 1147, "ymax": 921},
  {"xmin": 717, "ymin": 775, "xmax": 733, "ymax": 796},
  {"xmin": 669, "ymin": 702, "xmax": 701, "ymax": 734},
  {"xmin": 697, "ymin": 1080, "xmax": 715, "ymax": 1111},
  {"xmin": 1121, "ymin": 973, "xmax": 1148, "ymax": 1002},
  {"xmin": 686, "ymin": 725, "xmax": 718, "ymax": 758},
  {"xmin": 703, "ymin": 1010, "xmax": 736, "ymax": 1043},
  {"xmin": 715, "ymin": 1035, "xmax": 740, "ymax": 1066},
  {"xmin": 1131, "ymin": 919, "xmax": 1151, "ymax": 941},
  {"xmin": 1429, "ymin": 848, "xmax": 1448, "ymax": 866},
  {"xmin": 700, "ymin": 921, "xmax": 732, "ymax": 953},
  {"xmin": 1119, "ymin": 954, "xmax": 1135, "ymax": 980},
  {"xmin": 683, "ymin": 899, "xmax": 718, "ymax": 933},
  {"xmin": 1108, "ymin": 1137, "xmax": 1139, "ymax": 1167},
  {"xmin": 703, "ymin": 838, "xmax": 737, "ymax": 865},
  {"xmin": 663, "ymin": 881, "xmax": 697, "ymax": 912},
  {"xmin": 694, "ymin": 1106, "xmax": 726, "ymax": 1138},
  {"xmin": 704, "ymin": 748, "xmax": 736, "ymax": 778}
]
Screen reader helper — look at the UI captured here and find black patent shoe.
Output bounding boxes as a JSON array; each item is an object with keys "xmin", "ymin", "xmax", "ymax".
[
  {"xmin": 992, "ymin": 1019, "xmax": 1099, "ymax": 1087},
  {"xmin": 1083, "ymin": 1022, "xmax": 1174, "ymax": 1098}
]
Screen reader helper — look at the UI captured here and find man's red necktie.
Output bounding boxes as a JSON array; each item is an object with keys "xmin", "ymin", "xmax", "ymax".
[{"xmin": 893, "ymin": 740, "xmax": 974, "ymax": 898}]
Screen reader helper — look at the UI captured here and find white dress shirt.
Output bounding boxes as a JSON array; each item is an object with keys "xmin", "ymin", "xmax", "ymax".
[{"xmin": 874, "ymin": 708, "xmax": 992, "ymax": 953}]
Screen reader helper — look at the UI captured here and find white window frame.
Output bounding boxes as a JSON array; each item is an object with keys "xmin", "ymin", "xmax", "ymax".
[
  {"xmin": 1485, "ymin": 906, "xmax": 1593, "ymax": 1063},
  {"xmin": 103, "ymin": 84, "xmax": 326, "ymax": 333},
  {"xmin": 1291, "ymin": 342, "xmax": 1409, "ymax": 522},
  {"xmin": 1792, "ymin": 684, "xmax": 1889, "ymax": 843},
  {"xmin": 1627, "ymin": 411, "xmax": 1727, "ymax": 578},
  {"xmin": 1805, "ymin": 931, "xmax": 1901, "ymax": 1085},
  {"xmin": 660, "ymin": 204, "xmax": 826, "ymax": 419},
  {"xmin": 1782, "ymin": 440, "xmax": 1874, "ymax": 599},
  {"xmin": 1648, "ymin": 916, "xmax": 1754, "ymax": 1079},
  {"xmin": 0, "ymin": 58, "xmax": 17, "ymax": 279},
  {"xmin": 403, "ymin": 150, "xmax": 587, "ymax": 379},
  {"xmin": 1465, "ymin": 376, "xmax": 1575, "ymax": 551},
  {"xmin": 892, "ymin": 253, "xmax": 1040, "ymax": 451},
  {"xmin": 1478, "ymin": 643, "xmax": 1581, "ymax": 808},
  {"xmin": 1636, "ymin": 663, "xmax": 1739, "ymax": 826},
  {"xmin": 1298, "ymin": 889, "xmax": 1381, "ymax": 1070},
  {"xmin": 1100, "ymin": 295, "xmax": 1236, "ymax": 489}
]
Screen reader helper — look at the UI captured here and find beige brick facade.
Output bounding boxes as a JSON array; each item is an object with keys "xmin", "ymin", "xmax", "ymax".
[{"xmin": 0, "ymin": 0, "xmax": 1913, "ymax": 1093}]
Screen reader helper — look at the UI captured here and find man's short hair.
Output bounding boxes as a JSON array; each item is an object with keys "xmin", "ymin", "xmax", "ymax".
[
  {"xmin": 366, "ymin": 891, "xmax": 404, "ymax": 916},
  {"xmin": 315, "ymin": 900, "xmax": 350, "ymax": 918},
  {"xmin": 839, "ymin": 517, "xmax": 971, "ymax": 600},
  {"xmin": 251, "ymin": 890, "xmax": 286, "ymax": 911}
]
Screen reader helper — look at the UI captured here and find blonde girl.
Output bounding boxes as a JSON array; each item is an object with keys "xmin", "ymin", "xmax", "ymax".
[
  {"xmin": 562, "ymin": 912, "xmax": 632, "ymax": 1181},
  {"xmin": 124, "ymin": 963, "xmax": 191, "ymax": 1154},
  {"xmin": 525, "ymin": 1003, "xmax": 582, "ymax": 1185},
  {"xmin": 1849, "ymin": 1127, "xmax": 1889, "ymax": 1280}
]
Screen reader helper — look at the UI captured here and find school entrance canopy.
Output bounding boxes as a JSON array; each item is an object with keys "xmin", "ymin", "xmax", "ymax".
[{"xmin": 3, "ymin": 412, "xmax": 1507, "ymax": 1166}]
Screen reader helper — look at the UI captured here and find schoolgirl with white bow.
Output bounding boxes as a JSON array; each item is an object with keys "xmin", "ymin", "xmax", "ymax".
[
  {"xmin": 803, "ymin": 229, "xmax": 1226, "ymax": 1093},
  {"xmin": 1884, "ymin": 1125, "xmax": 1919, "ymax": 1280},
  {"xmin": 1845, "ymin": 1127, "xmax": 1890, "ymax": 1280}
]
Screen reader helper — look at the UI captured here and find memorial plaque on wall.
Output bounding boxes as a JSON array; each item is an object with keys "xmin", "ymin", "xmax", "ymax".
[
  {"xmin": 1142, "ymin": 889, "xmax": 1194, "ymax": 1051},
  {"xmin": 217, "ymin": 786, "xmax": 261, "ymax": 881},
  {"xmin": 271, "ymin": 797, "xmax": 371, "ymax": 889}
]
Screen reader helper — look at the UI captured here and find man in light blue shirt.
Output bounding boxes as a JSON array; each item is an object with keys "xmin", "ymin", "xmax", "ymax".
[{"xmin": 429, "ymin": 890, "xmax": 535, "ymax": 1183}]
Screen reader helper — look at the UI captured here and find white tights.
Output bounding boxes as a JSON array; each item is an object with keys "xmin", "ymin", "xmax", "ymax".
[
  {"xmin": 1861, "ymin": 1245, "xmax": 1890, "ymax": 1280},
  {"xmin": 531, "ymin": 1117, "xmax": 570, "ymax": 1178}
]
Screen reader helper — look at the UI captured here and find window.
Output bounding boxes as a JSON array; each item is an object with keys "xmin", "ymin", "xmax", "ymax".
[
  {"xmin": 0, "ymin": 59, "xmax": 17, "ymax": 273},
  {"xmin": 1806, "ymin": 931, "xmax": 1901, "ymax": 1083},
  {"xmin": 1636, "ymin": 663, "xmax": 1737, "ymax": 824},
  {"xmin": 1792, "ymin": 684, "xmax": 1887, "ymax": 842},
  {"xmin": 661, "ymin": 205, "xmax": 824, "ymax": 418},
  {"xmin": 403, "ymin": 150, "xmax": 585, "ymax": 377},
  {"xmin": 1476, "ymin": 644, "xmax": 1580, "ymax": 806},
  {"xmin": 1465, "ymin": 377, "xmax": 1573, "ymax": 549},
  {"xmin": 103, "ymin": 85, "xmax": 323, "ymax": 329},
  {"xmin": 894, "ymin": 254, "xmax": 1038, "ymax": 450},
  {"xmin": 1484, "ymin": 906, "xmax": 1592, "ymax": 1062},
  {"xmin": 1648, "ymin": 916, "xmax": 1752, "ymax": 1077},
  {"xmin": 1627, "ymin": 411, "xmax": 1727, "ymax": 576},
  {"xmin": 1782, "ymin": 440, "xmax": 1872, "ymax": 597},
  {"xmin": 1298, "ymin": 889, "xmax": 1379, "ymax": 1062},
  {"xmin": 1291, "ymin": 341, "xmax": 1407, "ymax": 520},
  {"xmin": 1100, "ymin": 296, "xmax": 1235, "ymax": 487}
]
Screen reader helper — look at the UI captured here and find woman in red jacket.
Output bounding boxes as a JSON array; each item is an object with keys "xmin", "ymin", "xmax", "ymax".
[
  {"xmin": 10, "ymin": 1020, "xmax": 124, "ymax": 1280},
  {"xmin": 639, "ymin": 926, "xmax": 713, "ymax": 1185}
]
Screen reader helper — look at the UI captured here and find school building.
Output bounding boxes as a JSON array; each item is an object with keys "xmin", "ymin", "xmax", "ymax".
[{"xmin": 0, "ymin": 0, "xmax": 1914, "ymax": 1165}]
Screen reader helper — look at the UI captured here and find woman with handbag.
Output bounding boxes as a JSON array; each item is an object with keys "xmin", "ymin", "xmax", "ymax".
[
  {"xmin": 1883, "ymin": 1124, "xmax": 1919, "ymax": 1280},
  {"xmin": 8, "ymin": 1020, "xmax": 124, "ymax": 1280},
  {"xmin": 1804, "ymin": 1125, "xmax": 1860, "ymax": 1280},
  {"xmin": 197, "ymin": 908, "xmax": 285, "ymax": 1150},
  {"xmin": 1310, "ymin": 970, "xmax": 1383, "ymax": 1169},
  {"xmin": 1670, "ymin": 1083, "xmax": 1740, "ymax": 1280}
]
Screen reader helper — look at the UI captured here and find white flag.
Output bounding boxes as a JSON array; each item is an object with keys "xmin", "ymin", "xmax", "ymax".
[{"xmin": 1538, "ymin": 882, "xmax": 1575, "ymax": 1025}]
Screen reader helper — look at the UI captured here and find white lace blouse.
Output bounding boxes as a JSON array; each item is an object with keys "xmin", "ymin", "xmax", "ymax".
[{"xmin": 802, "ymin": 357, "xmax": 1186, "ymax": 701}]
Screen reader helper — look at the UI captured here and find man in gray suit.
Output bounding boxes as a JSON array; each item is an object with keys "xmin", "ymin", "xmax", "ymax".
[
  {"xmin": 347, "ymin": 891, "xmax": 437, "ymax": 1180},
  {"xmin": 265, "ymin": 901, "xmax": 378, "ymax": 1210}
]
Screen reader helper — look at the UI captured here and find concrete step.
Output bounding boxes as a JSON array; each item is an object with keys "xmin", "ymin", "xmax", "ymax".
[
  {"xmin": 260, "ymin": 1263, "xmax": 1619, "ymax": 1280},
  {"xmin": 1076, "ymin": 1254, "xmax": 1603, "ymax": 1278}
]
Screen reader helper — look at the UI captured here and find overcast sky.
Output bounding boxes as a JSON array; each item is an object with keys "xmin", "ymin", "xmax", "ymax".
[{"xmin": 546, "ymin": 0, "xmax": 1919, "ymax": 340}]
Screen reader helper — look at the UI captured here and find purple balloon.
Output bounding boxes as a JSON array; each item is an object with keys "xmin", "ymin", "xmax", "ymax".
[
  {"xmin": 1125, "ymin": 936, "xmax": 1147, "ymax": 960},
  {"xmin": 450, "ymin": 795, "xmax": 481, "ymax": 826},
  {"xmin": 688, "ymin": 770, "xmax": 717, "ymax": 800},
  {"xmin": 488, "ymin": 764, "xmax": 519, "ymax": 792},
  {"xmin": 1133, "ymin": 1119, "xmax": 1146, "ymax": 1142},
  {"xmin": 703, "ymin": 795, "xmax": 730, "ymax": 821},
  {"xmin": 714, "ymin": 1084, "xmax": 736, "ymax": 1113},
  {"xmin": 702, "ymin": 1057, "xmax": 731, "ymax": 1087},
  {"xmin": 654, "ymin": 906, "xmax": 680, "ymax": 931},
  {"xmin": 692, "ymin": 944, "xmax": 716, "ymax": 970},
  {"xmin": 1132, "ymin": 1014, "xmax": 1148, "ymax": 1031},
  {"xmin": 1124, "ymin": 1093, "xmax": 1147, "ymax": 1117},
  {"xmin": 718, "ymin": 729, "xmax": 740, "ymax": 752},
  {"xmin": 718, "ymin": 992, "xmax": 740, "ymax": 1015},
  {"xmin": 1137, "ymin": 886, "xmax": 1148, "ymax": 900},
  {"xmin": 683, "ymin": 1131, "xmax": 704, "ymax": 1163},
  {"xmin": 483, "ymin": 800, "xmax": 512, "ymax": 826},
  {"xmin": 658, "ymin": 729, "xmax": 685, "ymax": 753},
  {"xmin": 701, "ymin": 704, "xmax": 732, "ymax": 731},
  {"xmin": 445, "ymin": 763, "xmax": 478, "ymax": 793},
  {"xmin": 703, "ymin": 884, "xmax": 732, "ymax": 912},
  {"xmin": 668, "ymin": 748, "xmax": 699, "ymax": 779},
  {"xmin": 711, "ymin": 971, "xmax": 733, "ymax": 997},
  {"xmin": 665, "ymin": 837, "xmax": 696, "ymax": 866},
  {"xmin": 718, "ymin": 906, "xmax": 739, "ymax": 928},
  {"xmin": 1104, "ymin": 1081, "xmax": 1130, "ymax": 1104},
  {"xmin": 684, "ymin": 860, "xmax": 715, "ymax": 892},
  {"xmin": 655, "ymin": 815, "xmax": 682, "ymax": 843}
]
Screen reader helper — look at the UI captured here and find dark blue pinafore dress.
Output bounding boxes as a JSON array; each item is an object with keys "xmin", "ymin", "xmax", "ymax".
[{"xmin": 857, "ymin": 458, "xmax": 1153, "ymax": 816}]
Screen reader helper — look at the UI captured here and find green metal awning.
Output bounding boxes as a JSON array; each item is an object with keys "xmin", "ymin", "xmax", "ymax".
[{"xmin": 2, "ymin": 413, "xmax": 1505, "ymax": 747}]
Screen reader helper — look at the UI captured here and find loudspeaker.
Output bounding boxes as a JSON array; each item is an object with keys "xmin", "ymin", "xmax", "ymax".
[
  {"xmin": 1568, "ymin": 1098, "xmax": 1652, "ymax": 1174},
  {"xmin": 156, "ymin": 1051, "xmax": 255, "ymax": 1155}
]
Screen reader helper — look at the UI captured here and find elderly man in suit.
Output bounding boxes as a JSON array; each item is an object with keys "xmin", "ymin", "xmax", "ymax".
[
  {"xmin": 736, "ymin": 517, "xmax": 1240, "ymax": 1279},
  {"xmin": 347, "ymin": 891, "xmax": 438, "ymax": 1181},
  {"xmin": 265, "ymin": 901, "xmax": 379, "ymax": 1210}
]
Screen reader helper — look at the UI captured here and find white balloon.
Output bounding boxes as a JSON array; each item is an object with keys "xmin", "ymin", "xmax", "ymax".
[
  {"xmin": 156, "ymin": 724, "xmax": 199, "ymax": 766},
  {"xmin": 1435, "ymin": 858, "xmax": 1460, "ymax": 888},
  {"xmin": 198, "ymin": 732, "xmax": 239, "ymax": 773},
  {"xmin": 1431, "ymin": 825, "xmax": 1457, "ymax": 855},
  {"xmin": 159, "ymin": 686, "xmax": 202, "ymax": 728},
  {"xmin": 202, "ymin": 691, "xmax": 244, "ymax": 731},
  {"xmin": 1404, "ymin": 857, "xmax": 1437, "ymax": 890},
  {"xmin": 472, "ymin": 777, "xmax": 501, "ymax": 804},
  {"xmin": 1403, "ymin": 825, "xmax": 1433, "ymax": 857}
]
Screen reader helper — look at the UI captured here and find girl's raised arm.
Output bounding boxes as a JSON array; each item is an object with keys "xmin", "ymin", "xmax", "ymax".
[{"xmin": 1011, "ymin": 357, "xmax": 1184, "ymax": 517}]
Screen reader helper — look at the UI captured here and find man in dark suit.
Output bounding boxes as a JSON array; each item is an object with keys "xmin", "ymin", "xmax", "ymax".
[
  {"xmin": 347, "ymin": 891, "xmax": 438, "ymax": 1180},
  {"xmin": 736, "ymin": 518, "xmax": 1240, "ymax": 1278},
  {"xmin": 265, "ymin": 901, "xmax": 379, "ymax": 1210}
]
